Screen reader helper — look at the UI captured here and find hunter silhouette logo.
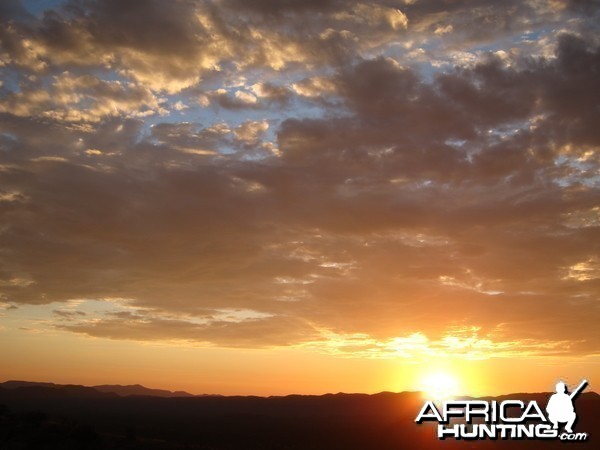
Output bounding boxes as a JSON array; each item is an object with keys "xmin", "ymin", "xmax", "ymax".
[
  {"xmin": 547, "ymin": 379, "xmax": 587, "ymax": 433},
  {"xmin": 415, "ymin": 379, "xmax": 589, "ymax": 441}
]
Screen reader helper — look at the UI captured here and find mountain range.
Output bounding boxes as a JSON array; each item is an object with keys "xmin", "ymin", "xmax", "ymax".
[
  {"xmin": 0, "ymin": 380, "xmax": 597, "ymax": 449},
  {"xmin": 0, "ymin": 380, "xmax": 195, "ymax": 398}
]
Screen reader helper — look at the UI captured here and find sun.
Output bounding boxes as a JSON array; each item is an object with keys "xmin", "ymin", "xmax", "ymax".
[{"xmin": 419, "ymin": 371, "xmax": 461, "ymax": 400}]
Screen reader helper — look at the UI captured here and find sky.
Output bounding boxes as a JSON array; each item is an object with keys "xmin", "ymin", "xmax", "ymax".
[{"xmin": 0, "ymin": 0, "xmax": 599, "ymax": 397}]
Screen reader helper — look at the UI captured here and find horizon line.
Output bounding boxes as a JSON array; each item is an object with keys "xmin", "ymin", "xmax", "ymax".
[{"xmin": 1, "ymin": 379, "xmax": 597, "ymax": 398}]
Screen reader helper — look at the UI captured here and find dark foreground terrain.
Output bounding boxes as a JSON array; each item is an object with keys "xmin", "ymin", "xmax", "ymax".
[{"xmin": 0, "ymin": 382, "xmax": 597, "ymax": 449}]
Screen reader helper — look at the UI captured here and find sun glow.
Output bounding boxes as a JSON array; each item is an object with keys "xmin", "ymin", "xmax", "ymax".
[{"xmin": 419, "ymin": 371, "xmax": 461, "ymax": 400}]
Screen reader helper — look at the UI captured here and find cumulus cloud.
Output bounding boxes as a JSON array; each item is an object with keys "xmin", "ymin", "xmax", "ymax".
[
  {"xmin": 0, "ymin": 72, "xmax": 166, "ymax": 122},
  {"xmin": 0, "ymin": 0, "xmax": 598, "ymax": 360},
  {"xmin": 234, "ymin": 120, "xmax": 269, "ymax": 145}
]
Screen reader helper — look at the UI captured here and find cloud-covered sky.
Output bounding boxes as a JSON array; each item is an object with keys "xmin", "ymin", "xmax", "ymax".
[{"xmin": 0, "ymin": 0, "xmax": 599, "ymax": 393}]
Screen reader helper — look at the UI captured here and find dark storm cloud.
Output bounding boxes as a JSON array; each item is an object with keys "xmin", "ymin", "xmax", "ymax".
[{"xmin": 0, "ymin": 0, "xmax": 598, "ymax": 355}]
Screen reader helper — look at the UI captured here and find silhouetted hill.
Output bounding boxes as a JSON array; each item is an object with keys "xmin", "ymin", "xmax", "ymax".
[
  {"xmin": 1, "ymin": 380, "xmax": 60, "ymax": 390},
  {"xmin": 0, "ymin": 384, "xmax": 597, "ymax": 449},
  {"xmin": 93, "ymin": 384, "xmax": 193, "ymax": 398},
  {"xmin": 0, "ymin": 380, "xmax": 193, "ymax": 398},
  {"xmin": 0, "ymin": 381, "xmax": 118, "ymax": 399}
]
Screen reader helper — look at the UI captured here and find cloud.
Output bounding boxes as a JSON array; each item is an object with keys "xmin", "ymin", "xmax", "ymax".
[
  {"xmin": 206, "ymin": 88, "xmax": 260, "ymax": 109},
  {"xmin": 57, "ymin": 307, "xmax": 318, "ymax": 347},
  {"xmin": 249, "ymin": 82, "xmax": 292, "ymax": 105},
  {"xmin": 0, "ymin": 0, "xmax": 598, "ymax": 359},
  {"xmin": 0, "ymin": 72, "xmax": 165, "ymax": 122},
  {"xmin": 53, "ymin": 309, "xmax": 86, "ymax": 319},
  {"xmin": 299, "ymin": 327, "xmax": 584, "ymax": 360},
  {"xmin": 291, "ymin": 76, "xmax": 337, "ymax": 98},
  {"xmin": 234, "ymin": 120, "xmax": 269, "ymax": 145},
  {"xmin": 0, "ymin": 0, "xmax": 407, "ymax": 93}
]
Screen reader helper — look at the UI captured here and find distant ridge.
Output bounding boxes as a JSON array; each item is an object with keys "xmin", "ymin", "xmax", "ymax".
[
  {"xmin": 93, "ymin": 383, "xmax": 193, "ymax": 397},
  {"xmin": 1, "ymin": 380, "xmax": 62, "ymax": 390},
  {"xmin": 0, "ymin": 380, "xmax": 194, "ymax": 397}
]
